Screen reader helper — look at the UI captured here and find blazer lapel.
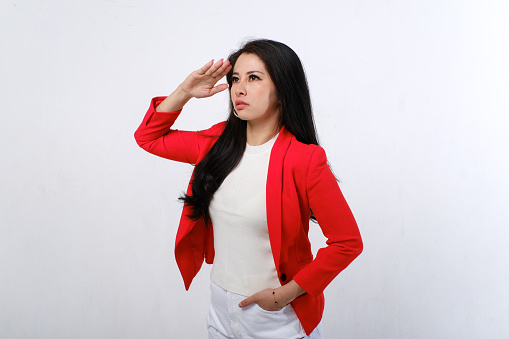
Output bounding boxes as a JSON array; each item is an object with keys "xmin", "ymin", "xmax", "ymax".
[{"xmin": 266, "ymin": 126, "xmax": 292, "ymax": 270}]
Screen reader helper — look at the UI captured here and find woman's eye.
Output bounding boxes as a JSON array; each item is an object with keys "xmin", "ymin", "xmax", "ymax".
[
  {"xmin": 232, "ymin": 76, "xmax": 239, "ymax": 82},
  {"xmin": 249, "ymin": 74, "xmax": 260, "ymax": 81}
]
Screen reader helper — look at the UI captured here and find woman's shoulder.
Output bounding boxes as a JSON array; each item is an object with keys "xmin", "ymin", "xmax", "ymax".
[
  {"xmin": 288, "ymin": 136, "xmax": 324, "ymax": 157},
  {"xmin": 282, "ymin": 138, "xmax": 327, "ymax": 174}
]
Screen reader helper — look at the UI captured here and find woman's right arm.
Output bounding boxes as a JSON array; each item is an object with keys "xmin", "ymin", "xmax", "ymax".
[{"xmin": 134, "ymin": 59, "xmax": 232, "ymax": 164}]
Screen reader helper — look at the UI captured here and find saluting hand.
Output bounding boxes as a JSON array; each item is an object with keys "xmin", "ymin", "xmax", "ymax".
[
  {"xmin": 155, "ymin": 59, "xmax": 232, "ymax": 112},
  {"xmin": 180, "ymin": 59, "xmax": 232, "ymax": 99}
]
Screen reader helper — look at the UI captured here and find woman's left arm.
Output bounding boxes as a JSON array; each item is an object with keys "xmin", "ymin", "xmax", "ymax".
[{"xmin": 292, "ymin": 146, "xmax": 363, "ymax": 297}]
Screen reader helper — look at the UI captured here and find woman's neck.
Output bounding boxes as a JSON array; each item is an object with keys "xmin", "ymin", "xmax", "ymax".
[{"xmin": 246, "ymin": 122, "xmax": 280, "ymax": 146}]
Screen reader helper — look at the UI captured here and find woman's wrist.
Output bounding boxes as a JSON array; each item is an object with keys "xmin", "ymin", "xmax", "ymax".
[
  {"xmin": 275, "ymin": 280, "xmax": 306, "ymax": 306},
  {"xmin": 155, "ymin": 85, "xmax": 192, "ymax": 112},
  {"xmin": 174, "ymin": 84, "xmax": 193, "ymax": 103}
]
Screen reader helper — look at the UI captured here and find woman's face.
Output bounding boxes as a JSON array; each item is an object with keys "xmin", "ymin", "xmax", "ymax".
[{"xmin": 231, "ymin": 53, "xmax": 280, "ymax": 125}]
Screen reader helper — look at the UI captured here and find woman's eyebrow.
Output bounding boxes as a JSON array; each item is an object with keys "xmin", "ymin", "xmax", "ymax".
[{"xmin": 232, "ymin": 70, "xmax": 265, "ymax": 75}]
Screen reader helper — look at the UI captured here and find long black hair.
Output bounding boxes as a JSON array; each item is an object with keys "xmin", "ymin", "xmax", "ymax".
[{"xmin": 180, "ymin": 39, "xmax": 319, "ymax": 224}]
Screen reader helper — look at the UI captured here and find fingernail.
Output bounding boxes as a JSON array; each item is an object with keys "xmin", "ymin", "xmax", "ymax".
[{"xmin": 238, "ymin": 303, "xmax": 243, "ymax": 308}]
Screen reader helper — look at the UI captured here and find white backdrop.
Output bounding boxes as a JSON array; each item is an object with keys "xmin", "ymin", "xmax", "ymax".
[{"xmin": 1, "ymin": 0, "xmax": 508, "ymax": 338}]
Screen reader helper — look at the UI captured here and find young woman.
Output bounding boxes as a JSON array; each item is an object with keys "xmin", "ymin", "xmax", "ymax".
[{"xmin": 135, "ymin": 39, "xmax": 363, "ymax": 338}]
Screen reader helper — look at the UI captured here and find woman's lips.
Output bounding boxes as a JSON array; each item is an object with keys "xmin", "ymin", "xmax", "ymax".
[{"xmin": 235, "ymin": 100, "xmax": 249, "ymax": 109}]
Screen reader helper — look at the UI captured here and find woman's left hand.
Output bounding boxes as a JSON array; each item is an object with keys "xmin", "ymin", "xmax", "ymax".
[
  {"xmin": 238, "ymin": 280, "xmax": 306, "ymax": 311},
  {"xmin": 238, "ymin": 288, "xmax": 286, "ymax": 311}
]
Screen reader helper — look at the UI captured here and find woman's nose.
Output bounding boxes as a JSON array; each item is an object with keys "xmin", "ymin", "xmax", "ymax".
[{"xmin": 235, "ymin": 82, "xmax": 246, "ymax": 96}]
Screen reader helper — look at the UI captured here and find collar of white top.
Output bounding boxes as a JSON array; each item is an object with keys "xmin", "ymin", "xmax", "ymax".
[{"xmin": 245, "ymin": 133, "xmax": 279, "ymax": 156}]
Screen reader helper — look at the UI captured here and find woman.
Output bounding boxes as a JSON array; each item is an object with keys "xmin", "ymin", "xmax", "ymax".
[{"xmin": 135, "ymin": 39, "xmax": 363, "ymax": 338}]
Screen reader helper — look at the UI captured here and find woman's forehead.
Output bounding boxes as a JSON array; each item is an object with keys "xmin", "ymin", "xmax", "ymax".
[{"xmin": 233, "ymin": 53, "xmax": 267, "ymax": 73}]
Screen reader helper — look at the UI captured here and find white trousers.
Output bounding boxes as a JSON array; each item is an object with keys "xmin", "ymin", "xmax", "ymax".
[{"xmin": 207, "ymin": 281, "xmax": 323, "ymax": 339}]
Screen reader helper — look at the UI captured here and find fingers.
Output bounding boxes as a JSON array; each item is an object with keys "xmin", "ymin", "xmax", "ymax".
[
  {"xmin": 197, "ymin": 59, "xmax": 215, "ymax": 75},
  {"xmin": 209, "ymin": 83, "xmax": 229, "ymax": 96},
  {"xmin": 202, "ymin": 59, "xmax": 231, "ymax": 77},
  {"xmin": 212, "ymin": 59, "xmax": 232, "ymax": 78},
  {"xmin": 238, "ymin": 294, "xmax": 257, "ymax": 308},
  {"xmin": 204, "ymin": 59, "xmax": 223, "ymax": 76}
]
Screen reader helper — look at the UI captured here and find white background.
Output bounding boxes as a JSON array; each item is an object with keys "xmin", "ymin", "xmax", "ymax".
[{"xmin": 1, "ymin": 0, "xmax": 508, "ymax": 338}]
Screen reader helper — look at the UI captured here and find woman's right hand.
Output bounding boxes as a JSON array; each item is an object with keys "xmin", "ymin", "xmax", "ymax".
[
  {"xmin": 179, "ymin": 59, "xmax": 232, "ymax": 99},
  {"xmin": 155, "ymin": 59, "xmax": 232, "ymax": 112}
]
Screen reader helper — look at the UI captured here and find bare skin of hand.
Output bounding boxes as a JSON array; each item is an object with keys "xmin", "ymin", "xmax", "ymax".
[
  {"xmin": 238, "ymin": 280, "xmax": 306, "ymax": 311},
  {"xmin": 155, "ymin": 59, "xmax": 232, "ymax": 113},
  {"xmin": 180, "ymin": 59, "xmax": 232, "ymax": 99}
]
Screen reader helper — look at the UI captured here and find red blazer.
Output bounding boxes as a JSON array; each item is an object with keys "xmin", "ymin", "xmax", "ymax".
[{"xmin": 135, "ymin": 97, "xmax": 363, "ymax": 335}]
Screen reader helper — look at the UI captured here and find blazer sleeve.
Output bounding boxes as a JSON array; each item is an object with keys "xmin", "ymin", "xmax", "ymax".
[
  {"xmin": 134, "ymin": 96, "xmax": 204, "ymax": 164},
  {"xmin": 293, "ymin": 147, "xmax": 363, "ymax": 297}
]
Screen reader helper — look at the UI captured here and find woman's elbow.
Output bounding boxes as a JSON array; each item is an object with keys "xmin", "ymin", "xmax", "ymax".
[
  {"xmin": 354, "ymin": 237, "xmax": 363, "ymax": 257},
  {"xmin": 134, "ymin": 131, "xmax": 150, "ymax": 150}
]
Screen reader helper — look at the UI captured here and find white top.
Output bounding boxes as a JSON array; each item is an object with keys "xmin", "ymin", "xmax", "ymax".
[{"xmin": 209, "ymin": 134, "xmax": 281, "ymax": 296}]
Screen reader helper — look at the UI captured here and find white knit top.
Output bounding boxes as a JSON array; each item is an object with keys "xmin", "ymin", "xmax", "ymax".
[{"xmin": 209, "ymin": 134, "xmax": 281, "ymax": 296}]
